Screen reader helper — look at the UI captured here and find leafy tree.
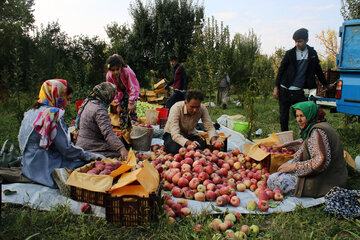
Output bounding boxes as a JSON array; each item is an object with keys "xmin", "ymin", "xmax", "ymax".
[
  {"xmin": 316, "ymin": 29, "xmax": 338, "ymax": 70},
  {"xmin": 185, "ymin": 16, "xmax": 231, "ymax": 109},
  {"xmin": 106, "ymin": 0, "xmax": 204, "ymax": 88},
  {"xmin": 251, "ymin": 53, "xmax": 275, "ymax": 102},
  {"xmin": 270, "ymin": 46, "xmax": 286, "ymax": 77},
  {"xmin": 229, "ymin": 30, "xmax": 261, "ymax": 91},
  {"xmin": 341, "ymin": 0, "xmax": 360, "ymax": 20},
  {"xmin": 0, "ymin": 0, "xmax": 35, "ymax": 104}
]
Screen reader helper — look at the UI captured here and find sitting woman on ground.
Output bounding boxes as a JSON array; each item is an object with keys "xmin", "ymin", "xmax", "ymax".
[
  {"xmin": 267, "ymin": 101, "xmax": 348, "ymax": 198},
  {"xmin": 75, "ymin": 82, "xmax": 128, "ymax": 160},
  {"xmin": 18, "ymin": 79, "xmax": 101, "ymax": 188}
]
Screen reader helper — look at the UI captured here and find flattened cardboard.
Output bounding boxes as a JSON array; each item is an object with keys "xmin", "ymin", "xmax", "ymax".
[{"xmin": 253, "ymin": 133, "xmax": 280, "ymax": 146}]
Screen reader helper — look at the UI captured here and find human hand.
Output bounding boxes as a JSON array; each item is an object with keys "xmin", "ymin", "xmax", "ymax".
[
  {"xmin": 120, "ymin": 147, "xmax": 128, "ymax": 161},
  {"xmin": 191, "ymin": 141, "xmax": 200, "ymax": 148},
  {"xmin": 210, "ymin": 136, "xmax": 217, "ymax": 145},
  {"xmin": 128, "ymin": 103, "xmax": 135, "ymax": 113},
  {"xmin": 273, "ymin": 87, "xmax": 279, "ymax": 100},
  {"xmin": 277, "ymin": 162, "xmax": 296, "ymax": 173},
  {"xmin": 90, "ymin": 153, "xmax": 106, "ymax": 161}
]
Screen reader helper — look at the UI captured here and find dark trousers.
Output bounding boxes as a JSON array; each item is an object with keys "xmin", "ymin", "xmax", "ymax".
[
  {"xmin": 279, "ymin": 87, "xmax": 307, "ymax": 131},
  {"xmin": 163, "ymin": 132, "xmax": 205, "ymax": 155},
  {"xmin": 165, "ymin": 90, "xmax": 185, "ymax": 110}
]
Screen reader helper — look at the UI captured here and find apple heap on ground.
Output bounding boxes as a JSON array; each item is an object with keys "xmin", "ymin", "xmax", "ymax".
[
  {"xmin": 208, "ymin": 213, "xmax": 260, "ymax": 238},
  {"xmin": 147, "ymin": 145, "xmax": 284, "ymax": 210},
  {"xmin": 162, "ymin": 194, "xmax": 191, "ymax": 222}
]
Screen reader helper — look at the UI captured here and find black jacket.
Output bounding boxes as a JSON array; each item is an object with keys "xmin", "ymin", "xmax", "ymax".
[{"xmin": 275, "ymin": 45, "xmax": 328, "ymax": 89}]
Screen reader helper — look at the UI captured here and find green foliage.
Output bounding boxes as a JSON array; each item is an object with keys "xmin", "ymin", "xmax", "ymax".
[
  {"xmin": 341, "ymin": 0, "xmax": 360, "ymax": 20},
  {"xmin": 230, "ymin": 29, "xmax": 261, "ymax": 91},
  {"xmin": 105, "ymin": 0, "xmax": 205, "ymax": 88},
  {"xmin": 186, "ymin": 16, "xmax": 232, "ymax": 110},
  {"xmin": 270, "ymin": 46, "xmax": 286, "ymax": 77}
]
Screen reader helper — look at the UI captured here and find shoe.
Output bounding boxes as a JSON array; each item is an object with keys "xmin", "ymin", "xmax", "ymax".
[{"xmin": 52, "ymin": 168, "xmax": 71, "ymax": 197}]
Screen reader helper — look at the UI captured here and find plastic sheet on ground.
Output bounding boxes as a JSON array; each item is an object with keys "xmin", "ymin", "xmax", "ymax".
[
  {"xmin": 2, "ymin": 183, "xmax": 105, "ymax": 218},
  {"xmin": 171, "ymin": 190, "xmax": 325, "ymax": 215},
  {"xmin": 2, "ymin": 182, "xmax": 325, "ymax": 217}
]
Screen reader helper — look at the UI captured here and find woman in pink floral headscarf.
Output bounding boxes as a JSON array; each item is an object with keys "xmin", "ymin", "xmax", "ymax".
[{"xmin": 18, "ymin": 79, "xmax": 100, "ymax": 188}]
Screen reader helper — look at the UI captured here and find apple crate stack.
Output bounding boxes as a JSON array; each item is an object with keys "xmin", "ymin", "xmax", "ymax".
[
  {"xmin": 67, "ymin": 158, "xmax": 162, "ymax": 225},
  {"xmin": 104, "ymin": 185, "xmax": 162, "ymax": 226}
]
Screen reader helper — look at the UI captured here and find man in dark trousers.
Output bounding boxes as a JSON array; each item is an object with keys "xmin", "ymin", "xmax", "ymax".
[
  {"xmin": 273, "ymin": 28, "xmax": 329, "ymax": 131},
  {"xmin": 165, "ymin": 56, "xmax": 188, "ymax": 110}
]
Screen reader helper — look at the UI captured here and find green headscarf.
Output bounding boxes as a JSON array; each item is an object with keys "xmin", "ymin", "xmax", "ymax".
[{"xmin": 291, "ymin": 101, "xmax": 319, "ymax": 140}]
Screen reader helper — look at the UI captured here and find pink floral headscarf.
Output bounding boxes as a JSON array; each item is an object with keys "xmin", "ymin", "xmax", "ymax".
[{"xmin": 33, "ymin": 79, "xmax": 68, "ymax": 149}]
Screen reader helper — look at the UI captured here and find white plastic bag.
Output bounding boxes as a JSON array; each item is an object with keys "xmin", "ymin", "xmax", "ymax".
[{"xmin": 217, "ymin": 115, "xmax": 228, "ymax": 127}]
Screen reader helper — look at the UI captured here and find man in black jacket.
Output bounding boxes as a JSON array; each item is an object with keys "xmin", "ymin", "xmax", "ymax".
[
  {"xmin": 165, "ymin": 56, "xmax": 188, "ymax": 110},
  {"xmin": 273, "ymin": 28, "xmax": 329, "ymax": 131}
]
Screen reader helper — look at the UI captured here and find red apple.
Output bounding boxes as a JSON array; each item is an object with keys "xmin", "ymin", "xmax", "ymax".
[
  {"xmin": 184, "ymin": 190, "xmax": 194, "ymax": 200},
  {"xmin": 205, "ymin": 190, "xmax": 217, "ymax": 201},
  {"xmin": 230, "ymin": 196, "xmax": 240, "ymax": 207},
  {"xmin": 216, "ymin": 196, "xmax": 227, "ymax": 206},
  {"xmin": 274, "ymin": 192, "xmax": 284, "ymax": 201},
  {"xmin": 198, "ymin": 172, "xmax": 209, "ymax": 182},
  {"xmin": 236, "ymin": 183, "xmax": 246, "ymax": 192},
  {"xmin": 194, "ymin": 192, "xmax": 205, "ymax": 202},
  {"xmin": 257, "ymin": 200, "xmax": 269, "ymax": 211},
  {"xmin": 189, "ymin": 178, "xmax": 200, "ymax": 189},
  {"xmin": 171, "ymin": 186, "xmax": 183, "ymax": 198},
  {"xmin": 81, "ymin": 203, "xmax": 91, "ymax": 214},
  {"xmin": 258, "ymin": 190, "xmax": 269, "ymax": 201},
  {"xmin": 177, "ymin": 177, "xmax": 189, "ymax": 188}
]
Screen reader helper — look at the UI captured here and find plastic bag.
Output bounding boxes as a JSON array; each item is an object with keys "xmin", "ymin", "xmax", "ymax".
[{"xmin": 217, "ymin": 114, "xmax": 228, "ymax": 127}]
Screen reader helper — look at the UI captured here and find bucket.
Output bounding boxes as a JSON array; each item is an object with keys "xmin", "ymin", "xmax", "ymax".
[
  {"xmin": 76, "ymin": 100, "xmax": 84, "ymax": 114},
  {"xmin": 233, "ymin": 122, "xmax": 249, "ymax": 133},
  {"xmin": 156, "ymin": 108, "xmax": 169, "ymax": 124},
  {"xmin": 145, "ymin": 109, "xmax": 159, "ymax": 125},
  {"xmin": 130, "ymin": 125, "xmax": 154, "ymax": 151}
]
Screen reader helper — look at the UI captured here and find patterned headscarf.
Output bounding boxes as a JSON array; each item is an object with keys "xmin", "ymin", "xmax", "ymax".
[
  {"xmin": 74, "ymin": 82, "xmax": 117, "ymax": 133},
  {"xmin": 33, "ymin": 79, "xmax": 68, "ymax": 149},
  {"xmin": 292, "ymin": 101, "xmax": 326, "ymax": 139}
]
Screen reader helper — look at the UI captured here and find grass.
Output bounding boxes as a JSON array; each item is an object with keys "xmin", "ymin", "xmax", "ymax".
[{"xmin": 1, "ymin": 96, "xmax": 360, "ymax": 239}]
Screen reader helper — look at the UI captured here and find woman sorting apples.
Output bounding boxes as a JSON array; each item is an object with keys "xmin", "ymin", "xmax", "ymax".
[
  {"xmin": 267, "ymin": 101, "xmax": 348, "ymax": 198},
  {"xmin": 75, "ymin": 82, "xmax": 128, "ymax": 160},
  {"xmin": 105, "ymin": 54, "xmax": 140, "ymax": 130},
  {"xmin": 18, "ymin": 79, "xmax": 101, "ymax": 188}
]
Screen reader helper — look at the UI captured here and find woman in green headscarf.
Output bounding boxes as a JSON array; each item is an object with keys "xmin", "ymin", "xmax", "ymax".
[{"xmin": 267, "ymin": 101, "xmax": 347, "ymax": 198}]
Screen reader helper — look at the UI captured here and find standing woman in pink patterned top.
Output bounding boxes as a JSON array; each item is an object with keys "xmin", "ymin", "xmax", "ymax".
[{"xmin": 105, "ymin": 54, "xmax": 140, "ymax": 129}]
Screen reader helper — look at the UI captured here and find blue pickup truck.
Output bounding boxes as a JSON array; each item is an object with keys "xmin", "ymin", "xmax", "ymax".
[{"xmin": 310, "ymin": 19, "xmax": 360, "ymax": 116}]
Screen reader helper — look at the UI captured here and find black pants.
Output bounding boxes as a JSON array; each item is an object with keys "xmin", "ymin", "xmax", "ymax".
[
  {"xmin": 279, "ymin": 87, "xmax": 307, "ymax": 131},
  {"xmin": 163, "ymin": 132, "xmax": 205, "ymax": 155},
  {"xmin": 165, "ymin": 90, "xmax": 186, "ymax": 110}
]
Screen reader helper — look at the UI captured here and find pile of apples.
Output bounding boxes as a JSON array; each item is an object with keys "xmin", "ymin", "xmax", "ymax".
[
  {"xmin": 150, "ymin": 145, "xmax": 284, "ymax": 211},
  {"xmin": 163, "ymin": 194, "xmax": 191, "ymax": 223},
  {"xmin": 86, "ymin": 160, "xmax": 122, "ymax": 175},
  {"xmin": 209, "ymin": 213, "xmax": 260, "ymax": 239},
  {"xmin": 259, "ymin": 145, "xmax": 295, "ymax": 155}
]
